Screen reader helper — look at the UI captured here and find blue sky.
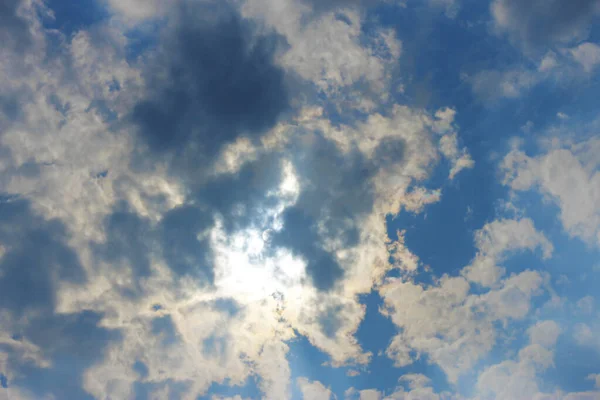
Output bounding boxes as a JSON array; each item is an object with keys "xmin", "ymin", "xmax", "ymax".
[{"xmin": 1, "ymin": 0, "xmax": 599, "ymax": 399}]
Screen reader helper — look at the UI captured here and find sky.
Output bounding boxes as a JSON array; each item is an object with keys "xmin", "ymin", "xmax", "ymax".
[{"xmin": 0, "ymin": 0, "xmax": 599, "ymax": 399}]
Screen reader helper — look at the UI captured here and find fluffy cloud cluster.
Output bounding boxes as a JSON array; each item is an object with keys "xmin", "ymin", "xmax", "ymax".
[
  {"xmin": 337, "ymin": 320, "xmax": 599, "ymax": 400},
  {"xmin": 380, "ymin": 218, "xmax": 552, "ymax": 383},
  {"xmin": 502, "ymin": 137, "xmax": 600, "ymax": 246},
  {"xmin": 0, "ymin": 0, "xmax": 474, "ymax": 398}
]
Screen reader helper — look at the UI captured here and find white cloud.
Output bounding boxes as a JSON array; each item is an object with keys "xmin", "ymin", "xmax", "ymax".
[
  {"xmin": 574, "ymin": 321, "xmax": 600, "ymax": 351},
  {"xmin": 0, "ymin": 2, "xmax": 510, "ymax": 400},
  {"xmin": 473, "ymin": 320, "xmax": 600, "ymax": 400},
  {"xmin": 570, "ymin": 42, "xmax": 600, "ymax": 73},
  {"xmin": 576, "ymin": 296, "xmax": 595, "ymax": 315},
  {"xmin": 387, "ymin": 230, "xmax": 420, "ymax": 273},
  {"xmin": 539, "ymin": 52, "xmax": 559, "ymax": 72},
  {"xmin": 345, "ymin": 374, "xmax": 446, "ymax": 400},
  {"xmin": 470, "ymin": 67, "xmax": 539, "ymax": 100},
  {"xmin": 502, "ymin": 137, "xmax": 600, "ymax": 246},
  {"xmin": 438, "ymin": 129, "xmax": 475, "ymax": 179},
  {"xmin": 527, "ymin": 320, "xmax": 562, "ymax": 348},
  {"xmin": 345, "ymin": 387, "xmax": 383, "ymax": 400},
  {"xmin": 476, "ymin": 355, "xmax": 547, "ymax": 400},
  {"xmin": 462, "ymin": 218, "xmax": 553, "ymax": 287},
  {"xmin": 242, "ymin": 0, "xmax": 401, "ymax": 108},
  {"xmin": 380, "ymin": 268, "xmax": 545, "ymax": 382},
  {"xmin": 587, "ymin": 373, "xmax": 600, "ymax": 389},
  {"xmin": 105, "ymin": 0, "xmax": 168, "ymax": 21},
  {"xmin": 297, "ymin": 378, "xmax": 333, "ymax": 400}
]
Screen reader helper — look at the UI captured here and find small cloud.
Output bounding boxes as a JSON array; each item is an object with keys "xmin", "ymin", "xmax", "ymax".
[
  {"xmin": 569, "ymin": 42, "xmax": 600, "ymax": 73},
  {"xmin": 576, "ymin": 296, "xmax": 595, "ymax": 315},
  {"xmin": 538, "ymin": 52, "xmax": 558, "ymax": 72},
  {"xmin": 557, "ymin": 112, "xmax": 569, "ymax": 120},
  {"xmin": 587, "ymin": 373, "xmax": 600, "ymax": 389},
  {"xmin": 521, "ymin": 121, "xmax": 534, "ymax": 133},
  {"xmin": 556, "ymin": 274, "xmax": 570, "ymax": 286}
]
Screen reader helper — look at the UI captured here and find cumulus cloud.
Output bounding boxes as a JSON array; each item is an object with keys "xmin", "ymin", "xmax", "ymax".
[
  {"xmin": 574, "ymin": 320, "xmax": 600, "ymax": 352},
  {"xmin": 528, "ymin": 320, "xmax": 562, "ymax": 348},
  {"xmin": 587, "ymin": 374, "xmax": 600, "ymax": 389},
  {"xmin": 345, "ymin": 374, "xmax": 449, "ymax": 400},
  {"xmin": 471, "ymin": 319, "xmax": 599, "ymax": 400},
  {"xmin": 570, "ymin": 42, "xmax": 600, "ymax": 73},
  {"xmin": 502, "ymin": 137, "xmax": 600, "ymax": 246},
  {"xmin": 380, "ymin": 218, "xmax": 550, "ymax": 382},
  {"xmin": 345, "ymin": 320, "xmax": 599, "ymax": 400},
  {"xmin": 104, "ymin": 0, "xmax": 168, "ymax": 21},
  {"xmin": 297, "ymin": 377, "xmax": 334, "ymax": 400},
  {"xmin": 0, "ymin": 1, "xmax": 478, "ymax": 398},
  {"xmin": 462, "ymin": 218, "xmax": 553, "ymax": 287},
  {"xmin": 468, "ymin": 67, "xmax": 539, "ymax": 101},
  {"xmin": 242, "ymin": 0, "xmax": 401, "ymax": 109},
  {"xmin": 7, "ymin": 0, "xmax": 595, "ymax": 399}
]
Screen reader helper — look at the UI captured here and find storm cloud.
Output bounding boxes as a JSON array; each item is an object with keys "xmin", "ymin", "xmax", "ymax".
[{"xmin": 132, "ymin": 3, "xmax": 289, "ymax": 157}]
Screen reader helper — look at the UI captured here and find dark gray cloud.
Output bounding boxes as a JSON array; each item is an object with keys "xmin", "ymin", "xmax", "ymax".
[
  {"xmin": 93, "ymin": 153, "xmax": 283, "ymax": 292},
  {"xmin": 96, "ymin": 206, "xmax": 155, "ymax": 279},
  {"xmin": 493, "ymin": 0, "xmax": 600, "ymax": 51},
  {"xmin": 159, "ymin": 205, "xmax": 214, "ymax": 279},
  {"xmin": 318, "ymin": 303, "xmax": 347, "ymax": 338},
  {"xmin": 197, "ymin": 154, "xmax": 283, "ymax": 233},
  {"xmin": 0, "ymin": 197, "xmax": 85, "ymax": 316},
  {"xmin": 0, "ymin": 0, "xmax": 33, "ymax": 54},
  {"xmin": 273, "ymin": 207, "xmax": 345, "ymax": 291},
  {"xmin": 101, "ymin": 130, "xmax": 386, "ymax": 293},
  {"xmin": 6, "ymin": 311, "xmax": 120, "ymax": 399},
  {"xmin": 269, "ymin": 136, "xmax": 393, "ymax": 291},
  {"xmin": 94, "ymin": 203, "xmax": 215, "ymax": 289},
  {"xmin": 0, "ymin": 197, "xmax": 119, "ymax": 398},
  {"xmin": 131, "ymin": 3, "xmax": 289, "ymax": 159},
  {"xmin": 0, "ymin": 93, "xmax": 23, "ymax": 133},
  {"xmin": 107, "ymin": 1, "xmax": 401, "ymax": 295},
  {"xmin": 151, "ymin": 315, "xmax": 179, "ymax": 346}
]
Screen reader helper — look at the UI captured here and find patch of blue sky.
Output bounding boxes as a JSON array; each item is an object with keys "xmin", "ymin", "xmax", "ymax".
[
  {"xmin": 288, "ymin": 335, "xmax": 353, "ymax": 399},
  {"xmin": 388, "ymin": 164, "xmax": 501, "ymax": 281},
  {"xmin": 547, "ymin": 336, "xmax": 600, "ymax": 393},
  {"xmin": 42, "ymin": 0, "xmax": 108, "ymax": 36},
  {"xmin": 375, "ymin": 1, "xmax": 520, "ymax": 108},
  {"xmin": 287, "ymin": 292, "xmax": 452, "ymax": 398},
  {"xmin": 124, "ymin": 20, "xmax": 164, "ymax": 63},
  {"xmin": 353, "ymin": 291, "xmax": 417, "ymax": 393}
]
